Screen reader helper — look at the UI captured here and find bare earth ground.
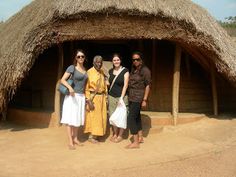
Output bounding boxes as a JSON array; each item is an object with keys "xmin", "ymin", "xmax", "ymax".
[{"xmin": 0, "ymin": 117, "xmax": 236, "ymax": 177}]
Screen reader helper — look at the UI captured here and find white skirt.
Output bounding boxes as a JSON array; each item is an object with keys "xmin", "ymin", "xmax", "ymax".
[{"xmin": 61, "ymin": 93, "xmax": 85, "ymax": 127}]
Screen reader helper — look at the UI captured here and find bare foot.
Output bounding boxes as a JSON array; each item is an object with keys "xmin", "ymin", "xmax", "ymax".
[
  {"xmin": 73, "ymin": 140, "xmax": 84, "ymax": 146},
  {"xmin": 125, "ymin": 143, "xmax": 140, "ymax": 149},
  {"xmin": 114, "ymin": 136, "xmax": 123, "ymax": 143},
  {"xmin": 139, "ymin": 137, "xmax": 144, "ymax": 143},
  {"xmin": 68, "ymin": 144, "xmax": 76, "ymax": 150},
  {"xmin": 110, "ymin": 135, "xmax": 117, "ymax": 142}
]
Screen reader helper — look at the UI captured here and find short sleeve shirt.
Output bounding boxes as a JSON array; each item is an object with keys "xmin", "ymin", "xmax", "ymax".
[
  {"xmin": 66, "ymin": 65, "xmax": 88, "ymax": 94},
  {"xmin": 128, "ymin": 65, "xmax": 151, "ymax": 103},
  {"xmin": 108, "ymin": 67, "xmax": 129, "ymax": 97}
]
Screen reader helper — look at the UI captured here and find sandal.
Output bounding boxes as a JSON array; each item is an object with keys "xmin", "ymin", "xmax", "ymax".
[{"xmin": 88, "ymin": 138, "xmax": 99, "ymax": 144}]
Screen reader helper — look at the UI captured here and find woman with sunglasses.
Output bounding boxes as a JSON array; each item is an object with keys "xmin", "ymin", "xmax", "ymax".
[
  {"xmin": 60, "ymin": 49, "xmax": 88, "ymax": 150},
  {"xmin": 126, "ymin": 51, "xmax": 151, "ymax": 149}
]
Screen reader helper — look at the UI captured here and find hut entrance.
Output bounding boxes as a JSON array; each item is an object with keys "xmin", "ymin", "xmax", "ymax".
[
  {"xmin": 8, "ymin": 39, "xmax": 218, "ymax": 126},
  {"xmin": 8, "ymin": 40, "xmax": 137, "ymax": 112},
  {"xmin": 9, "ymin": 39, "xmax": 213, "ymax": 113}
]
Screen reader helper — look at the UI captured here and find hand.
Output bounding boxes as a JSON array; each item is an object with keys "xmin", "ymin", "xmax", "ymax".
[
  {"xmin": 141, "ymin": 100, "xmax": 147, "ymax": 108},
  {"xmin": 117, "ymin": 97, "xmax": 123, "ymax": 107},
  {"xmin": 85, "ymin": 99, "xmax": 91, "ymax": 112},
  {"xmin": 69, "ymin": 88, "xmax": 75, "ymax": 96},
  {"xmin": 86, "ymin": 103, "xmax": 90, "ymax": 112}
]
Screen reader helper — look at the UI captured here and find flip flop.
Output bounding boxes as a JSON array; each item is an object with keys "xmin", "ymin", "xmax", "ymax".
[{"xmin": 88, "ymin": 138, "xmax": 99, "ymax": 144}]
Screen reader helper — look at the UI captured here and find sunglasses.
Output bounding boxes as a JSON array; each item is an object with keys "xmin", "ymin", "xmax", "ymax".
[
  {"xmin": 132, "ymin": 58, "xmax": 141, "ymax": 62},
  {"xmin": 76, "ymin": 55, "xmax": 85, "ymax": 59}
]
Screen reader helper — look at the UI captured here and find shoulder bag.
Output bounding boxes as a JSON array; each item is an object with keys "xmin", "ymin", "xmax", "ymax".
[{"xmin": 58, "ymin": 66, "xmax": 75, "ymax": 95}]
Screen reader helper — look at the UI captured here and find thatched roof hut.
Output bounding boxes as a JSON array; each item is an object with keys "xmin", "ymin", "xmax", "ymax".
[{"xmin": 0, "ymin": 0, "xmax": 236, "ymax": 115}]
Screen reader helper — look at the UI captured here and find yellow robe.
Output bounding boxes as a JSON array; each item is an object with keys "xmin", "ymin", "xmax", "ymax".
[{"xmin": 84, "ymin": 67, "xmax": 107, "ymax": 136}]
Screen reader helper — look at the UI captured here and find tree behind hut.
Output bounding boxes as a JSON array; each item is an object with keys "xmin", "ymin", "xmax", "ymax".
[{"xmin": 219, "ymin": 16, "xmax": 236, "ymax": 37}]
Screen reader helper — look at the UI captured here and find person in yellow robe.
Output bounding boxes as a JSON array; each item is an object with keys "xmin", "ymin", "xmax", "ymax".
[{"xmin": 84, "ymin": 55, "xmax": 107, "ymax": 143}]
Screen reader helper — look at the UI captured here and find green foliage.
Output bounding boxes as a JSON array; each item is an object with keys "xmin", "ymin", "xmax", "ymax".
[
  {"xmin": 218, "ymin": 16, "xmax": 236, "ymax": 28},
  {"xmin": 218, "ymin": 16, "xmax": 236, "ymax": 36}
]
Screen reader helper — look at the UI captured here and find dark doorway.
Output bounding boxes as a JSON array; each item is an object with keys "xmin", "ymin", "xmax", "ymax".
[{"xmin": 63, "ymin": 40, "xmax": 139, "ymax": 71}]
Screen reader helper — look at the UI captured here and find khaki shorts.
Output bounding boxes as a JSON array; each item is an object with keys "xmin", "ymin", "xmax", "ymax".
[{"xmin": 108, "ymin": 95, "xmax": 128, "ymax": 116}]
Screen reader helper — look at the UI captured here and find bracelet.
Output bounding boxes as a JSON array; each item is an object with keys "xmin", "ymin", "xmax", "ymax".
[{"xmin": 143, "ymin": 99, "xmax": 147, "ymax": 102}]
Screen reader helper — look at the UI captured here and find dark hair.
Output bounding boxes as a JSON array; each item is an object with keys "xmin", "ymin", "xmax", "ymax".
[
  {"xmin": 112, "ymin": 53, "xmax": 122, "ymax": 68},
  {"xmin": 131, "ymin": 51, "xmax": 144, "ymax": 72},
  {"xmin": 73, "ymin": 49, "xmax": 86, "ymax": 66},
  {"xmin": 112, "ymin": 53, "xmax": 122, "ymax": 61},
  {"xmin": 132, "ymin": 51, "xmax": 143, "ymax": 60}
]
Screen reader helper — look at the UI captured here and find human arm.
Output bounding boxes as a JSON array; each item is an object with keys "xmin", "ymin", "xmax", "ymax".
[
  {"xmin": 118, "ymin": 71, "xmax": 129, "ymax": 106},
  {"xmin": 141, "ymin": 85, "xmax": 150, "ymax": 107},
  {"xmin": 141, "ymin": 67, "xmax": 151, "ymax": 108},
  {"xmin": 120, "ymin": 71, "xmax": 129, "ymax": 99}
]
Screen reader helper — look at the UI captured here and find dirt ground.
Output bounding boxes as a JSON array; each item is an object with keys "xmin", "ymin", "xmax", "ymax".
[{"xmin": 0, "ymin": 117, "xmax": 236, "ymax": 177}]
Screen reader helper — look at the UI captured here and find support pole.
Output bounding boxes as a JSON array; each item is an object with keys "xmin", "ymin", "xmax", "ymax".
[
  {"xmin": 152, "ymin": 40, "xmax": 157, "ymax": 89},
  {"xmin": 54, "ymin": 43, "xmax": 64, "ymax": 125},
  {"xmin": 172, "ymin": 45, "xmax": 182, "ymax": 126},
  {"xmin": 150, "ymin": 40, "xmax": 157, "ymax": 109},
  {"xmin": 211, "ymin": 65, "xmax": 218, "ymax": 116}
]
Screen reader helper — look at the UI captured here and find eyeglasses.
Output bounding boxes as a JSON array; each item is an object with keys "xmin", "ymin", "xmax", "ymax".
[
  {"xmin": 132, "ymin": 58, "xmax": 141, "ymax": 62},
  {"xmin": 76, "ymin": 55, "xmax": 85, "ymax": 59}
]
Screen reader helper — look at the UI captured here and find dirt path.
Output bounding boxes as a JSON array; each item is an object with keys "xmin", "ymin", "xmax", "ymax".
[{"xmin": 0, "ymin": 118, "xmax": 236, "ymax": 177}]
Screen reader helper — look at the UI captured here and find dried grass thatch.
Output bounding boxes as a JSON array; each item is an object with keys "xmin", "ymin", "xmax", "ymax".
[{"xmin": 0, "ymin": 0, "xmax": 236, "ymax": 112}]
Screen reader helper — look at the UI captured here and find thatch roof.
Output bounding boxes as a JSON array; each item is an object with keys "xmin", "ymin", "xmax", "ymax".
[
  {"xmin": 0, "ymin": 0, "xmax": 236, "ymax": 112},
  {"xmin": 232, "ymin": 37, "xmax": 236, "ymax": 43}
]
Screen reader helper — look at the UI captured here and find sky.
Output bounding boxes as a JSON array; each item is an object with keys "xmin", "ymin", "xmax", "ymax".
[
  {"xmin": 192, "ymin": 0, "xmax": 236, "ymax": 21},
  {"xmin": 0, "ymin": 0, "xmax": 236, "ymax": 22}
]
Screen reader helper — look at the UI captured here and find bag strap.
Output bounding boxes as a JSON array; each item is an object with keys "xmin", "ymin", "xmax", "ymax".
[
  {"xmin": 69, "ymin": 65, "xmax": 75, "ymax": 79},
  {"xmin": 109, "ymin": 67, "xmax": 125, "ymax": 92}
]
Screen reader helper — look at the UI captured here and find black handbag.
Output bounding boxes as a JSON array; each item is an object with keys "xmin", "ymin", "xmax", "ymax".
[{"xmin": 58, "ymin": 66, "xmax": 75, "ymax": 95}]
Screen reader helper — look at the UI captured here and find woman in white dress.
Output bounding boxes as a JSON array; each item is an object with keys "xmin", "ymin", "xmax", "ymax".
[{"xmin": 60, "ymin": 49, "xmax": 88, "ymax": 150}]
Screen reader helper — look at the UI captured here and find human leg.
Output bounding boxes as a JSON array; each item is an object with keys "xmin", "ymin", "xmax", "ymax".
[
  {"xmin": 114, "ymin": 128, "xmax": 124, "ymax": 143},
  {"xmin": 67, "ymin": 125, "xmax": 75, "ymax": 149},
  {"xmin": 72, "ymin": 126, "xmax": 83, "ymax": 146},
  {"xmin": 126, "ymin": 102, "xmax": 141, "ymax": 148},
  {"xmin": 137, "ymin": 112, "xmax": 144, "ymax": 143},
  {"xmin": 110, "ymin": 125, "xmax": 118, "ymax": 142}
]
